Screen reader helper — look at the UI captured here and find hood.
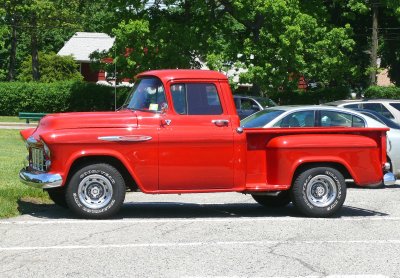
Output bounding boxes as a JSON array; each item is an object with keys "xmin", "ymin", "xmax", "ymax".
[{"xmin": 38, "ymin": 111, "xmax": 138, "ymax": 131}]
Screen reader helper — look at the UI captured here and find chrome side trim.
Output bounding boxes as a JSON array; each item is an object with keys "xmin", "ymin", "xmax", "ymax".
[
  {"xmin": 98, "ymin": 135, "xmax": 152, "ymax": 142},
  {"xmin": 19, "ymin": 168, "xmax": 63, "ymax": 189},
  {"xmin": 384, "ymin": 172, "xmax": 396, "ymax": 186}
]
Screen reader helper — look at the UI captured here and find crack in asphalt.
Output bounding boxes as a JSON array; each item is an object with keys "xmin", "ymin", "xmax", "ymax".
[{"xmin": 267, "ymin": 237, "xmax": 327, "ymax": 277}]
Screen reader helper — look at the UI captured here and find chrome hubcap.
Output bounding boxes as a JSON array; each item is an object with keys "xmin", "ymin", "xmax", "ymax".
[
  {"xmin": 306, "ymin": 175, "xmax": 337, "ymax": 207},
  {"xmin": 78, "ymin": 174, "xmax": 113, "ymax": 209}
]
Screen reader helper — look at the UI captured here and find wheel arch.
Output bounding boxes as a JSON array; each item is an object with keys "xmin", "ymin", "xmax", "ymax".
[
  {"xmin": 65, "ymin": 155, "xmax": 138, "ymax": 191},
  {"xmin": 292, "ymin": 162, "xmax": 351, "ymax": 186}
]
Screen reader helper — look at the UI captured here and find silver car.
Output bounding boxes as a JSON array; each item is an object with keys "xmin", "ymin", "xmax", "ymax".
[
  {"xmin": 326, "ymin": 99, "xmax": 400, "ymax": 124},
  {"xmin": 241, "ymin": 105, "xmax": 400, "ymax": 178}
]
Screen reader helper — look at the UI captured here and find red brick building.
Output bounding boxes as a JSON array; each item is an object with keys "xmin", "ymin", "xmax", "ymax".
[{"xmin": 57, "ymin": 32, "xmax": 116, "ymax": 84}]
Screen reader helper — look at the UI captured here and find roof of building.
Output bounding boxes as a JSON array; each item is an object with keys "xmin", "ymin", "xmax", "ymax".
[{"xmin": 57, "ymin": 32, "xmax": 115, "ymax": 63}]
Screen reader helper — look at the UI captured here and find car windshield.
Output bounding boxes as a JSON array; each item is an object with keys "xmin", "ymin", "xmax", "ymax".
[
  {"xmin": 241, "ymin": 109, "xmax": 285, "ymax": 128},
  {"xmin": 256, "ymin": 97, "xmax": 278, "ymax": 107},
  {"xmin": 122, "ymin": 77, "xmax": 166, "ymax": 112},
  {"xmin": 358, "ymin": 110, "xmax": 400, "ymax": 129}
]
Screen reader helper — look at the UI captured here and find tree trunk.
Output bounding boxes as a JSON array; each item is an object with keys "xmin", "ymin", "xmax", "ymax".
[
  {"xmin": 370, "ymin": 4, "xmax": 378, "ymax": 86},
  {"xmin": 31, "ymin": 16, "xmax": 40, "ymax": 81},
  {"xmin": 7, "ymin": 22, "xmax": 17, "ymax": 81}
]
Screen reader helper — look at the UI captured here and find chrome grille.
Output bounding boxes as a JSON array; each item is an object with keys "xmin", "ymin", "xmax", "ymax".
[{"xmin": 31, "ymin": 147, "xmax": 46, "ymax": 171}]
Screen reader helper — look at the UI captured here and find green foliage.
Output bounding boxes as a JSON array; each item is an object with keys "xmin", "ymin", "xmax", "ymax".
[
  {"xmin": 364, "ymin": 86, "xmax": 400, "ymax": 99},
  {"xmin": 0, "ymin": 81, "xmax": 131, "ymax": 115},
  {"xmin": 1, "ymin": 0, "xmax": 400, "ymax": 90},
  {"xmin": 269, "ymin": 87, "xmax": 350, "ymax": 105},
  {"xmin": 0, "ymin": 129, "xmax": 49, "ymax": 218},
  {"xmin": 18, "ymin": 52, "xmax": 83, "ymax": 82},
  {"xmin": 92, "ymin": 0, "xmax": 359, "ymax": 91}
]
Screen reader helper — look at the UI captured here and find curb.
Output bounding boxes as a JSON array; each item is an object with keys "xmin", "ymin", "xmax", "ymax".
[{"xmin": 0, "ymin": 122, "xmax": 37, "ymax": 129}]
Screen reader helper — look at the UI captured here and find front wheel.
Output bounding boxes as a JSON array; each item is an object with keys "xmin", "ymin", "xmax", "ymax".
[
  {"xmin": 291, "ymin": 167, "xmax": 346, "ymax": 217},
  {"xmin": 65, "ymin": 163, "xmax": 126, "ymax": 219}
]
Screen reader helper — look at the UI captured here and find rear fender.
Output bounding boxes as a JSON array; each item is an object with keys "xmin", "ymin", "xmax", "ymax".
[{"xmin": 266, "ymin": 134, "xmax": 382, "ymax": 187}]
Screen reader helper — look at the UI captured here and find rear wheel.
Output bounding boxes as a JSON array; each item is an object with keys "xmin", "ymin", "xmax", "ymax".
[
  {"xmin": 65, "ymin": 163, "xmax": 126, "ymax": 219},
  {"xmin": 291, "ymin": 167, "xmax": 346, "ymax": 217},
  {"xmin": 46, "ymin": 187, "xmax": 67, "ymax": 208},
  {"xmin": 252, "ymin": 191, "xmax": 291, "ymax": 207}
]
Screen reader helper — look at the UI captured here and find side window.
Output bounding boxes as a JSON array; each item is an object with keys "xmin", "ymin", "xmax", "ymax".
[
  {"xmin": 389, "ymin": 103, "xmax": 400, "ymax": 112},
  {"xmin": 352, "ymin": 115, "xmax": 365, "ymax": 127},
  {"xmin": 274, "ymin": 110, "xmax": 315, "ymax": 127},
  {"xmin": 171, "ymin": 83, "xmax": 223, "ymax": 115},
  {"xmin": 241, "ymin": 99, "xmax": 259, "ymax": 111},
  {"xmin": 170, "ymin": 84, "xmax": 187, "ymax": 114},
  {"xmin": 362, "ymin": 103, "xmax": 394, "ymax": 119},
  {"xmin": 319, "ymin": 111, "xmax": 365, "ymax": 127},
  {"xmin": 343, "ymin": 104, "xmax": 359, "ymax": 109}
]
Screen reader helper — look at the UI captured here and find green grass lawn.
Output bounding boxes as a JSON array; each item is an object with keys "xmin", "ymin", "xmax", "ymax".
[
  {"xmin": 0, "ymin": 116, "xmax": 23, "ymax": 123},
  {"xmin": 0, "ymin": 116, "xmax": 39, "ymax": 123},
  {"xmin": 0, "ymin": 129, "xmax": 49, "ymax": 218}
]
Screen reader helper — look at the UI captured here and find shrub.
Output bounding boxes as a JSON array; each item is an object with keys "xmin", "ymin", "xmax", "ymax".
[
  {"xmin": 18, "ymin": 52, "xmax": 84, "ymax": 82},
  {"xmin": 364, "ymin": 86, "xmax": 400, "ymax": 99},
  {"xmin": 0, "ymin": 81, "xmax": 131, "ymax": 116}
]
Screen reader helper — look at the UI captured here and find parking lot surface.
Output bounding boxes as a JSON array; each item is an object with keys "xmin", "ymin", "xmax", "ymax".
[{"xmin": 1, "ymin": 185, "xmax": 400, "ymax": 278}]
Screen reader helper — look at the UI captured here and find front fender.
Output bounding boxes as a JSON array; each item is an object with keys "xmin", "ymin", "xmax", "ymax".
[{"xmin": 40, "ymin": 128, "xmax": 159, "ymax": 192}]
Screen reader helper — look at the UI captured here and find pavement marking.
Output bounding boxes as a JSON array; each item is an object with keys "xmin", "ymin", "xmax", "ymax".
[
  {"xmin": 183, "ymin": 276, "xmax": 388, "ymax": 278},
  {"xmin": 182, "ymin": 274, "xmax": 389, "ymax": 278},
  {"xmin": 1, "ymin": 216, "xmax": 400, "ymax": 225},
  {"xmin": 2, "ymin": 239, "xmax": 400, "ymax": 251}
]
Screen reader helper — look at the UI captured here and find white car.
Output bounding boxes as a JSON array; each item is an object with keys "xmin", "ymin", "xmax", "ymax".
[
  {"xmin": 241, "ymin": 105, "xmax": 400, "ymax": 178},
  {"xmin": 326, "ymin": 99, "xmax": 400, "ymax": 124}
]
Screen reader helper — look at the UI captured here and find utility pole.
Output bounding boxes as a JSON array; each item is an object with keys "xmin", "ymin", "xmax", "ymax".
[{"xmin": 370, "ymin": 2, "xmax": 379, "ymax": 86}]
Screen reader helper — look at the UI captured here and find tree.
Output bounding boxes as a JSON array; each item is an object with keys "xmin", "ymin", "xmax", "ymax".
[
  {"xmin": 18, "ymin": 52, "xmax": 83, "ymax": 82},
  {"xmin": 0, "ymin": 8, "xmax": 9, "ymax": 80},
  {"xmin": 0, "ymin": 0, "xmax": 81, "ymax": 81},
  {"xmin": 93, "ymin": 0, "xmax": 357, "ymax": 93},
  {"xmin": 333, "ymin": 0, "xmax": 400, "ymax": 86},
  {"xmin": 212, "ymin": 0, "xmax": 356, "ymax": 92}
]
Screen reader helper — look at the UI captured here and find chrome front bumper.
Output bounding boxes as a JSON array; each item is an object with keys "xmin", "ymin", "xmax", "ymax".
[
  {"xmin": 384, "ymin": 172, "xmax": 396, "ymax": 186},
  {"xmin": 19, "ymin": 168, "xmax": 63, "ymax": 189}
]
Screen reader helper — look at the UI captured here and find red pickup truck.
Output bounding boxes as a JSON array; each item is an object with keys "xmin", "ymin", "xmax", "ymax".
[{"xmin": 19, "ymin": 70, "xmax": 394, "ymax": 219}]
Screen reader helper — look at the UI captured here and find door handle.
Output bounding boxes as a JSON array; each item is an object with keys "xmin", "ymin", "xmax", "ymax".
[{"xmin": 212, "ymin": 119, "xmax": 229, "ymax": 127}]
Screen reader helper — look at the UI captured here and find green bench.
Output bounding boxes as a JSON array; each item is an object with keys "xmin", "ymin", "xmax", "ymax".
[{"xmin": 18, "ymin": 112, "xmax": 47, "ymax": 124}]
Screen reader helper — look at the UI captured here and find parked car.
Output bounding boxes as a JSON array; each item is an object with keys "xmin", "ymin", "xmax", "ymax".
[
  {"xmin": 234, "ymin": 95, "xmax": 277, "ymax": 119},
  {"xmin": 326, "ymin": 99, "xmax": 400, "ymax": 124},
  {"xmin": 349, "ymin": 108, "xmax": 400, "ymax": 178},
  {"xmin": 241, "ymin": 105, "xmax": 385, "ymax": 128},
  {"xmin": 241, "ymin": 105, "xmax": 399, "ymax": 181}
]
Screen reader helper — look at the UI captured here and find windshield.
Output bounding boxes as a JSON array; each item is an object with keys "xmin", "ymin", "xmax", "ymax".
[
  {"xmin": 241, "ymin": 109, "xmax": 285, "ymax": 128},
  {"xmin": 360, "ymin": 111, "xmax": 400, "ymax": 129},
  {"xmin": 256, "ymin": 97, "xmax": 278, "ymax": 108},
  {"xmin": 122, "ymin": 77, "xmax": 166, "ymax": 112}
]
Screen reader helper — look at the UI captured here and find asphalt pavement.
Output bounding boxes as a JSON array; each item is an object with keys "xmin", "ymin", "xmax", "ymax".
[
  {"xmin": 2, "ymin": 122, "xmax": 400, "ymax": 277},
  {"xmin": 1, "ymin": 184, "xmax": 400, "ymax": 278}
]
